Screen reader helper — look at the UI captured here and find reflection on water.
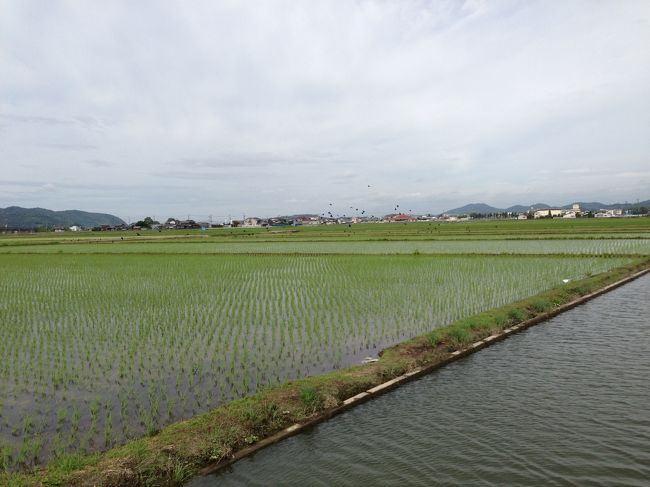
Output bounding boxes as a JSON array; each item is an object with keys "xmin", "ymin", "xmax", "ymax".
[{"xmin": 191, "ymin": 274, "xmax": 650, "ymax": 486}]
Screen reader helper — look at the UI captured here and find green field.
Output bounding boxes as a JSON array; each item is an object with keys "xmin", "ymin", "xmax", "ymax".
[
  {"xmin": 0, "ymin": 218, "xmax": 648, "ymax": 471},
  {"xmin": 2, "ymin": 238, "xmax": 650, "ymax": 255},
  {"xmin": 2, "ymin": 216, "xmax": 650, "ymax": 245}
]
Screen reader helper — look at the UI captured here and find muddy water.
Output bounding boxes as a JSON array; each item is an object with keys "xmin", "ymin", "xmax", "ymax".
[{"xmin": 191, "ymin": 273, "xmax": 650, "ymax": 486}]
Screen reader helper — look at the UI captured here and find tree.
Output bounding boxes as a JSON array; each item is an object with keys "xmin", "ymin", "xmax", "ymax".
[{"xmin": 135, "ymin": 216, "xmax": 159, "ymax": 228}]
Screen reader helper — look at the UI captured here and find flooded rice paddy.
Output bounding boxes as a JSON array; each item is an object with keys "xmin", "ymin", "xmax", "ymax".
[
  {"xmin": 193, "ymin": 273, "xmax": 650, "ymax": 486},
  {"xmin": 0, "ymin": 253, "xmax": 633, "ymax": 469},
  {"xmin": 2, "ymin": 238, "xmax": 650, "ymax": 255}
]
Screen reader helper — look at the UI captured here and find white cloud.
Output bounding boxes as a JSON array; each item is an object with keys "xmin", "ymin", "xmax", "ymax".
[{"xmin": 1, "ymin": 0, "xmax": 648, "ymax": 218}]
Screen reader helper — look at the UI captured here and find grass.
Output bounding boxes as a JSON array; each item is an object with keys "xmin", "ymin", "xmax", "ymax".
[{"xmin": 1, "ymin": 216, "xmax": 649, "ymax": 246}]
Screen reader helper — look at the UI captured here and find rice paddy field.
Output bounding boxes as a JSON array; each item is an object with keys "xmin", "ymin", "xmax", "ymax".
[
  {"xmin": 2, "ymin": 238, "xmax": 649, "ymax": 255},
  {"xmin": 0, "ymin": 218, "xmax": 648, "ymax": 471}
]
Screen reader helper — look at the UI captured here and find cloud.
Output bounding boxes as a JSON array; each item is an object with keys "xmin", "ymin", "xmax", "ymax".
[
  {"xmin": 176, "ymin": 153, "xmax": 286, "ymax": 169},
  {"xmin": 0, "ymin": 0, "xmax": 648, "ymax": 217},
  {"xmin": 0, "ymin": 114, "xmax": 71, "ymax": 126},
  {"xmin": 84, "ymin": 159, "xmax": 113, "ymax": 167},
  {"xmin": 38, "ymin": 142, "xmax": 96, "ymax": 151}
]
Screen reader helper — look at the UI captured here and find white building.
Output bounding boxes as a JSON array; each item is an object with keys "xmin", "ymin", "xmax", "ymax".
[
  {"xmin": 595, "ymin": 209, "xmax": 623, "ymax": 218},
  {"xmin": 243, "ymin": 217, "xmax": 262, "ymax": 227},
  {"xmin": 534, "ymin": 208, "xmax": 563, "ymax": 219}
]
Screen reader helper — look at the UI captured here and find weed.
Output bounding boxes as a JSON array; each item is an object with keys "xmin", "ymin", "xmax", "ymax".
[{"xmin": 299, "ymin": 386, "xmax": 321, "ymax": 413}]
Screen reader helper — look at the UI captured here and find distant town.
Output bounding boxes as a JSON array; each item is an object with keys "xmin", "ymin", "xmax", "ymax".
[
  {"xmin": 2, "ymin": 201, "xmax": 649, "ymax": 233},
  {"xmin": 71, "ymin": 203, "xmax": 650, "ymax": 232}
]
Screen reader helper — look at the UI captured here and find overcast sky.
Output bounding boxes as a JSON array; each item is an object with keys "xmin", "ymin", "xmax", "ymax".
[{"xmin": 1, "ymin": 0, "xmax": 649, "ymax": 221}]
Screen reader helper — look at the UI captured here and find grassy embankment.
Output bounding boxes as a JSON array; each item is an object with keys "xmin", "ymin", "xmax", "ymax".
[{"xmin": 3, "ymin": 256, "xmax": 648, "ymax": 487}]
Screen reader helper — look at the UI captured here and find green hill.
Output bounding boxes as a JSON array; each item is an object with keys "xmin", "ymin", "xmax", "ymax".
[{"xmin": 0, "ymin": 206, "xmax": 125, "ymax": 229}]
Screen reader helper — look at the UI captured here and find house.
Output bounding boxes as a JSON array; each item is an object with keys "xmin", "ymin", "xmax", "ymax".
[
  {"xmin": 595, "ymin": 209, "xmax": 623, "ymax": 218},
  {"xmin": 243, "ymin": 217, "xmax": 262, "ymax": 227},
  {"xmin": 268, "ymin": 217, "xmax": 291, "ymax": 226},
  {"xmin": 534, "ymin": 208, "xmax": 563, "ymax": 219},
  {"xmin": 385, "ymin": 213, "xmax": 417, "ymax": 223},
  {"xmin": 293, "ymin": 215, "xmax": 321, "ymax": 225},
  {"xmin": 177, "ymin": 220, "xmax": 200, "ymax": 229},
  {"xmin": 69, "ymin": 225, "xmax": 82, "ymax": 232}
]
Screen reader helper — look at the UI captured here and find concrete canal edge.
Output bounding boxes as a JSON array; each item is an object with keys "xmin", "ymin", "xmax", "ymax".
[{"xmin": 197, "ymin": 266, "xmax": 650, "ymax": 478}]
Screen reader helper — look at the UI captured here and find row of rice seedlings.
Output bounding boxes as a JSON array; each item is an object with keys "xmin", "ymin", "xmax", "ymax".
[
  {"xmin": 0, "ymin": 253, "xmax": 633, "ymax": 469},
  {"xmin": 1, "ymin": 238, "xmax": 650, "ymax": 255}
]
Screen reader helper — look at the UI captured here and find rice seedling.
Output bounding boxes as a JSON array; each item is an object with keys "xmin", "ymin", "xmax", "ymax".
[
  {"xmin": 0, "ymin": 252, "xmax": 635, "ymax": 469},
  {"xmin": 2, "ymin": 238, "xmax": 650, "ymax": 255}
]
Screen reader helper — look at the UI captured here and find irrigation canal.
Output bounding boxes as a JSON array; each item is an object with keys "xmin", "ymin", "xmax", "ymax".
[{"xmin": 190, "ymin": 273, "xmax": 650, "ymax": 486}]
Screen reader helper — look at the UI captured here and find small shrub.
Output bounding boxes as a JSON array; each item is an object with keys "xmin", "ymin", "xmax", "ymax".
[
  {"xmin": 241, "ymin": 405, "xmax": 260, "ymax": 424},
  {"xmin": 529, "ymin": 298, "xmax": 552, "ymax": 313},
  {"xmin": 448, "ymin": 327, "xmax": 472, "ymax": 347},
  {"xmin": 462, "ymin": 318, "xmax": 479, "ymax": 330},
  {"xmin": 50, "ymin": 452, "xmax": 88, "ymax": 474},
  {"xmin": 427, "ymin": 329, "xmax": 445, "ymax": 346},
  {"xmin": 172, "ymin": 461, "xmax": 192, "ymax": 483},
  {"xmin": 299, "ymin": 386, "xmax": 321, "ymax": 413},
  {"xmin": 244, "ymin": 434, "xmax": 258, "ymax": 445},
  {"xmin": 507, "ymin": 308, "xmax": 526, "ymax": 323},
  {"xmin": 492, "ymin": 312, "xmax": 509, "ymax": 328},
  {"xmin": 0, "ymin": 445, "xmax": 11, "ymax": 472}
]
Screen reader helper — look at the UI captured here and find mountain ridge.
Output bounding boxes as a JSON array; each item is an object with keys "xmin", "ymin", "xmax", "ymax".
[
  {"xmin": 0, "ymin": 206, "xmax": 125, "ymax": 229},
  {"xmin": 444, "ymin": 200, "xmax": 650, "ymax": 215}
]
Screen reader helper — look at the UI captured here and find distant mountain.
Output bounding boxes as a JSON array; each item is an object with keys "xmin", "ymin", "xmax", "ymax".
[
  {"xmin": 444, "ymin": 200, "xmax": 650, "ymax": 215},
  {"xmin": 505, "ymin": 203, "xmax": 551, "ymax": 213},
  {"xmin": 563, "ymin": 201, "xmax": 650, "ymax": 211},
  {"xmin": 443, "ymin": 203, "xmax": 503, "ymax": 215},
  {"xmin": 0, "ymin": 206, "xmax": 125, "ymax": 229}
]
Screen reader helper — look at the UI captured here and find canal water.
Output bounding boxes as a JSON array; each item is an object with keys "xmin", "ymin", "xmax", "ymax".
[{"xmin": 191, "ymin": 274, "xmax": 650, "ymax": 486}]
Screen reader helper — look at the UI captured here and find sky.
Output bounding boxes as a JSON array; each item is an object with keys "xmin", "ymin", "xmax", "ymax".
[{"xmin": 1, "ymin": 0, "xmax": 649, "ymax": 222}]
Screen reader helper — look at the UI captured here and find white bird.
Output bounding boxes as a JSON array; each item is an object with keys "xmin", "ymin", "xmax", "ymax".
[{"xmin": 562, "ymin": 279, "xmax": 570, "ymax": 283}]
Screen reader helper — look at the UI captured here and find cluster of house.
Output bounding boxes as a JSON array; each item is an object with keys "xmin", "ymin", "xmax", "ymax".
[
  {"xmin": 236, "ymin": 213, "xmax": 445, "ymax": 227},
  {"xmin": 523, "ymin": 204, "xmax": 624, "ymax": 220},
  {"xmin": 91, "ymin": 219, "xmax": 208, "ymax": 231},
  {"xmin": 52, "ymin": 204, "xmax": 632, "ymax": 233}
]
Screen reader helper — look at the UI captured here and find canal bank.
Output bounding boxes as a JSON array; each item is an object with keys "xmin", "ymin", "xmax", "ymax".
[
  {"xmin": 192, "ymin": 272, "xmax": 650, "ymax": 486},
  {"xmin": 193, "ymin": 264, "xmax": 650, "ymax": 479}
]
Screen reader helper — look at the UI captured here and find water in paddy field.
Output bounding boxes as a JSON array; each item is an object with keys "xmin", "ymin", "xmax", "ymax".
[{"xmin": 191, "ymin": 274, "xmax": 650, "ymax": 487}]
